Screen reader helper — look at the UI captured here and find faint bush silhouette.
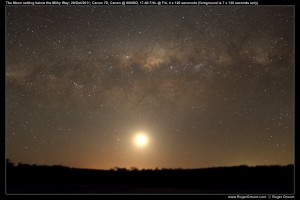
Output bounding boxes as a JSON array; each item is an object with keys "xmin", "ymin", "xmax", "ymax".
[
  {"xmin": 6, "ymin": 159, "xmax": 14, "ymax": 168},
  {"xmin": 6, "ymin": 159, "xmax": 294, "ymax": 194}
]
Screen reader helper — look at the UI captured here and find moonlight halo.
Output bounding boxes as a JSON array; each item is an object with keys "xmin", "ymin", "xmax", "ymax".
[{"xmin": 133, "ymin": 133, "xmax": 149, "ymax": 148}]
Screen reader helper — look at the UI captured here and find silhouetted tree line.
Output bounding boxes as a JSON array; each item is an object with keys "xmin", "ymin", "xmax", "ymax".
[{"xmin": 6, "ymin": 159, "xmax": 294, "ymax": 194}]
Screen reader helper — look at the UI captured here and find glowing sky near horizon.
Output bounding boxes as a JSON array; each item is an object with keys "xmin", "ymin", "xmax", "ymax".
[{"xmin": 6, "ymin": 5, "xmax": 294, "ymax": 169}]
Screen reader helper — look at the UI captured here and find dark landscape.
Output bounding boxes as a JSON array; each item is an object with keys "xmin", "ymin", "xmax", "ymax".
[{"xmin": 6, "ymin": 161, "xmax": 294, "ymax": 194}]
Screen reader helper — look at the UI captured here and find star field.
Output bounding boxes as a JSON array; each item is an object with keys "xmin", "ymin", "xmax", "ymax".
[{"xmin": 6, "ymin": 6, "xmax": 294, "ymax": 169}]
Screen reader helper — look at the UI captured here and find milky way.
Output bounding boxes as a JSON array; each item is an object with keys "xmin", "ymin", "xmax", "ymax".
[{"xmin": 6, "ymin": 6, "xmax": 294, "ymax": 169}]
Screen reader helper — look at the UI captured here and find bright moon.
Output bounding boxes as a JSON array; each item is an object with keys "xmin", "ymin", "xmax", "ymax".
[{"xmin": 134, "ymin": 133, "xmax": 149, "ymax": 147}]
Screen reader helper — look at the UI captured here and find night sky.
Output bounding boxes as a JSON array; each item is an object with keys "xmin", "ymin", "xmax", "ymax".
[{"xmin": 6, "ymin": 5, "xmax": 294, "ymax": 169}]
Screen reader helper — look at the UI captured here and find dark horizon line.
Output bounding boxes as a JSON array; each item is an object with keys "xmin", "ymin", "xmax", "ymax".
[{"xmin": 6, "ymin": 159, "xmax": 294, "ymax": 171}]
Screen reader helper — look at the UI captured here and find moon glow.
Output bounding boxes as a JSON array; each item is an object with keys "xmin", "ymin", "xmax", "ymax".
[{"xmin": 134, "ymin": 133, "xmax": 149, "ymax": 148}]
